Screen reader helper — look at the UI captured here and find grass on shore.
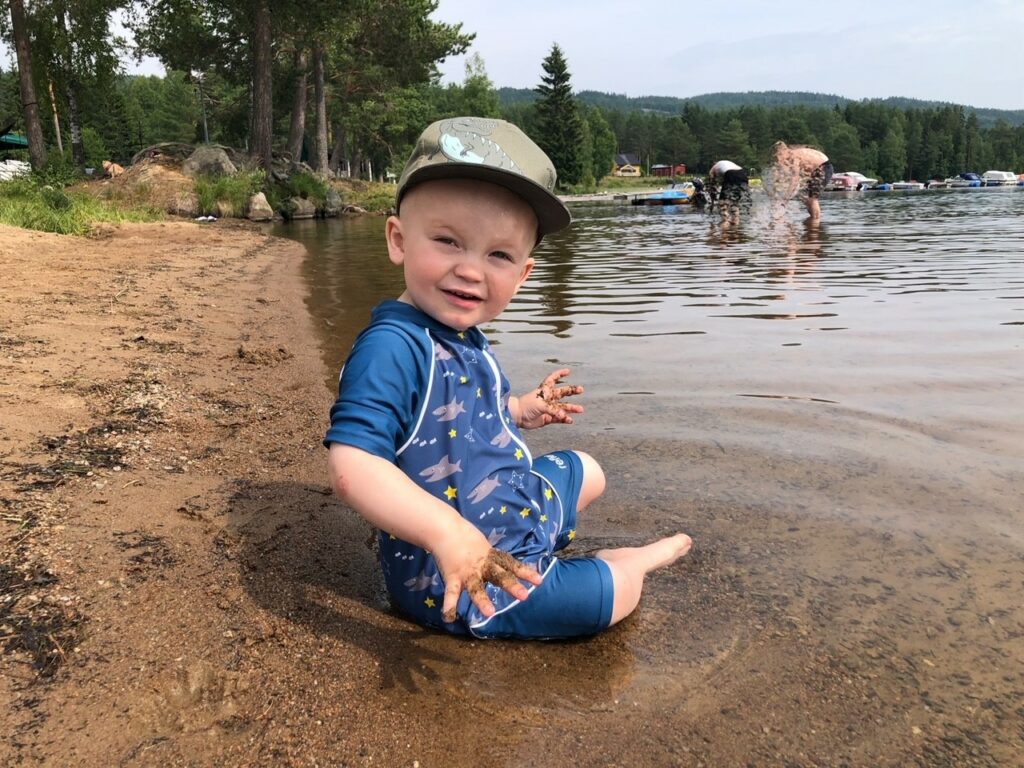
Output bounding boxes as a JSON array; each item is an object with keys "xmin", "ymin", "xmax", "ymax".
[
  {"xmin": 194, "ymin": 170, "xmax": 266, "ymax": 217},
  {"xmin": 333, "ymin": 178, "xmax": 395, "ymax": 213},
  {"xmin": 0, "ymin": 177, "xmax": 161, "ymax": 235}
]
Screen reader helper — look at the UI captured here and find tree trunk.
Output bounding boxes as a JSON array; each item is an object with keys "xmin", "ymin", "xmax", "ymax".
[
  {"xmin": 250, "ymin": 0, "xmax": 273, "ymax": 172},
  {"xmin": 65, "ymin": 80, "xmax": 85, "ymax": 169},
  {"xmin": 312, "ymin": 41, "xmax": 328, "ymax": 173},
  {"xmin": 8, "ymin": 0, "xmax": 48, "ymax": 168},
  {"xmin": 195, "ymin": 75, "xmax": 210, "ymax": 143},
  {"xmin": 56, "ymin": 11, "xmax": 85, "ymax": 169},
  {"xmin": 48, "ymin": 79, "xmax": 64, "ymax": 156},
  {"xmin": 329, "ymin": 125, "xmax": 346, "ymax": 176},
  {"xmin": 286, "ymin": 48, "xmax": 308, "ymax": 163}
]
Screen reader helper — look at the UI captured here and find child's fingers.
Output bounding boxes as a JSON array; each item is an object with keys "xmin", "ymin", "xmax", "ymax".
[
  {"xmin": 554, "ymin": 402, "xmax": 584, "ymax": 413},
  {"xmin": 483, "ymin": 549, "xmax": 539, "ymax": 596},
  {"xmin": 544, "ymin": 367, "xmax": 571, "ymax": 383},
  {"xmin": 462, "ymin": 573, "xmax": 496, "ymax": 620},
  {"xmin": 552, "ymin": 385, "xmax": 583, "ymax": 399},
  {"xmin": 443, "ymin": 574, "xmax": 495, "ymax": 623},
  {"xmin": 442, "ymin": 577, "xmax": 463, "ymax": 623},
  {"xmin": 510, "ymin": 559, "xmax": 544, "ymax": 587}
]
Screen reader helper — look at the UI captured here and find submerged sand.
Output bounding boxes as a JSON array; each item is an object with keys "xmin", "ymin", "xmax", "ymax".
[{"xmin": 1, "ymin": 220, "xmax": 1020, "ymax": 767}]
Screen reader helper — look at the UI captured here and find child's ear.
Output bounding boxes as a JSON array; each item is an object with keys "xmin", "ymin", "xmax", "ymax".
[
  {"xmin": 385, "ymin": 216, "xmax": 405, "ymax": 266},
  {"xmin": 513, "ymin": 257, "xmax": 535, "ymax": 293}
]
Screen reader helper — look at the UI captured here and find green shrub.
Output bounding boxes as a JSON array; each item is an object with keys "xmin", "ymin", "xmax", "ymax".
[
  {"xmin": 333, "ymin": 180, "xmax": 395, "ymax": 213},
  {"xmin": 82, "ymin": 127, "xmax": 110, "ymax": 171},
  {"xmin": 33, "ymin": 155, "xmax": 81, "ymax": 187},
  {"xmin": 282, "ymin": 171, "xmax": 329, "ymax": 205},
  {"xmin": 193, "ymin": 170, "xmax": 265, "ymax": 216}
]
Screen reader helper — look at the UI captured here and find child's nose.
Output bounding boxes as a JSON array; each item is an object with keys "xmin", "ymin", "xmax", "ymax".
[{"xmin": 452, "ymin": 252, "xmax": 485, "ymax": 281}]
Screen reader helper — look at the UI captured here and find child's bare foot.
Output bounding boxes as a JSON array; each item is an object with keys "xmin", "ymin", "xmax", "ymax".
[{"xmin": 595, "ymin": 533, "xmax": 692, "ymax": 573}]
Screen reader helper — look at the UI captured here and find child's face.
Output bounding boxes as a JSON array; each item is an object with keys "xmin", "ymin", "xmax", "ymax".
[{"xmin": 386, "ymin": 178, "xmax": 538, "ymax": 331}]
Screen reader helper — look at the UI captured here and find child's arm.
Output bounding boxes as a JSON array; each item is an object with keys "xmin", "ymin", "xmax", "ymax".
[
  {"xmin": 510, "ymin": 367, "xmax": 585, "ymax": 429},
  {"xmin": 328, "ymin": 443, "xmax": 543, "ymax": 622}
]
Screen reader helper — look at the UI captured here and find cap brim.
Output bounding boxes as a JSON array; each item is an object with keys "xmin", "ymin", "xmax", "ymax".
[{"xmin": 398, "ymin": 164, "xmax": 571, "ymax": 236}]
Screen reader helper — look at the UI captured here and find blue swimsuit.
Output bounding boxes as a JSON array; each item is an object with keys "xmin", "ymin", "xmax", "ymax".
[{"xmin": 325, "ymin": 301, "xmax": 613, "ymax": 638}]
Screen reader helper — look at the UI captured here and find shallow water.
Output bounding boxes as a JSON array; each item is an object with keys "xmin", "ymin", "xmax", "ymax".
[{"xmin": 273, "ymin": 188, "xmax": 1024, "ymax": 762}]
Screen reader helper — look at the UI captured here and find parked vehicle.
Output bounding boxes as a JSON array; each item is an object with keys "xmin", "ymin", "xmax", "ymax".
[{"xmin": 982, "ymin": 170, "xmax": 1017, "ymax": 186}]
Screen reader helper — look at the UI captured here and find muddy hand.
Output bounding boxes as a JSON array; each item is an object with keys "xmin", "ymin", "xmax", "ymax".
[
  {"xmin": 442, "ymin": 548, "xmax": 542, "ymax": 623},
  {"xmin": 534, "ymin": 368, "xmax": 584, "ymax": 425}
]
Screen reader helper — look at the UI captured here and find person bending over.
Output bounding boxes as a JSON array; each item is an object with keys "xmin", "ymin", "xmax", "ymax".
[{"xmin": 766, "ymin": 141, "xmax": 833, "ymax": 221}]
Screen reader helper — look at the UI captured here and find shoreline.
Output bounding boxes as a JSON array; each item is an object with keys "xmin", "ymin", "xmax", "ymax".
[{"xmin": 2, "ymin": 219, "xmax": 1020, "ymax": 767}]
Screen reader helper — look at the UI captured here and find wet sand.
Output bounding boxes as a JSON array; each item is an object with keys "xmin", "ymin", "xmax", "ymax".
[{"xmin": 1, "ymin": 221, "xmax": 1021, "ymax": 767}]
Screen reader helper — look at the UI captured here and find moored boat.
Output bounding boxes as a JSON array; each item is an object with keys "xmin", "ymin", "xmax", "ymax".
[
  {"xmin": 982, "ymin": 170, "xmax": 1017, "ymax": 186},
  {"xmin": 827, "ymin": 171, "xmax": 877, "ymax": 191},
  {"xmin": 948, "ymin": 172, "xmax": 983, "ymax": 188},
  {"xmin": 891, "ymin": 181, "xmax": 925, "ymax": 190},
  {"xmin": 631, "ymin": 182, "xmax": 694, "ymax": 206}
]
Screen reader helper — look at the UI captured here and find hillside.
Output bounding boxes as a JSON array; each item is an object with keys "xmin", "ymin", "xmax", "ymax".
[{"xmin": 497, "ymin": 88, "xmax": 1024, "ymax": 128}]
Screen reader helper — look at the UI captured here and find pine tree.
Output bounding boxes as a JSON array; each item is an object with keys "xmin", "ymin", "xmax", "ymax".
[{"xmin": 533, "ymin": 43, "xmax": 585, "ymax": 187}]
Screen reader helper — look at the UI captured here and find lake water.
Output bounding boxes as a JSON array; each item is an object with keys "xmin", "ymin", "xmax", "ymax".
[
  {"xmin": 279, "ymin": 187, "xmax": 1023, "ymax": 496},
  {"xmin": 272, "ymin": 187, "xmax": 1024, "ymax": 762}
]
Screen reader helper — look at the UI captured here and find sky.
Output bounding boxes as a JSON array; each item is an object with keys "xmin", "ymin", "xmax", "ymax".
[
  {"xmin": 2, "ymin": 2, "xmax": 1020, "ymax": 111},
  {"xmin": 431, "ymin": 0, "xmax": 1024, "ymax": 111}
]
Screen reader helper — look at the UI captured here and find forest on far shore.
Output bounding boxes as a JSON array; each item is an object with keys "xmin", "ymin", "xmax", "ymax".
[{"xmin": 2, "ymin": 1, "xmax": 1023, "ymax": 190}]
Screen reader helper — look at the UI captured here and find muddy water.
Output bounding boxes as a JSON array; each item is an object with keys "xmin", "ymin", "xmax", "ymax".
[{"xmin": 275, "ymin": 188, "xmax": 1024, "ymax": 764}]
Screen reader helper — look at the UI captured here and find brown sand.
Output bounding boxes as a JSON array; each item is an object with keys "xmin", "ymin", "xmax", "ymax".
[{"xmin": 1, "ymin": 221, "xmax": 1020, "ymax": 767}]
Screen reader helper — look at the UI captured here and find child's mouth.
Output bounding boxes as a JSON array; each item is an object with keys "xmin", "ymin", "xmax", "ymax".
[{"xmin": 445, "ymin": 289, "xmax": 482, "ymax": 304}]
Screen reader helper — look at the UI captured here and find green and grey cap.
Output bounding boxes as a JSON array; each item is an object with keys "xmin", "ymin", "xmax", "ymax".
[{"xmin": 396, "ymin": 117, "xmax": 571, "ymax": 235}]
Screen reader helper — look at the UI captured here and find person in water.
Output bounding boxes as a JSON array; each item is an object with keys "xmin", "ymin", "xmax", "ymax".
[
  {"xmin": 765, "ymin": 141, "xmax": 833, "ymax": 221},
  {"xmin": 707, "ymin": 159, "xmax": 751, "ymax": 223},
  {"xmin": 323, "ymin": 116, "xmax": 693, "ymax": 639}
]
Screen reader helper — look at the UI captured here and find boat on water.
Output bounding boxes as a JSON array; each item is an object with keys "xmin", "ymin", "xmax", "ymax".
[
  {"xmin": 827, "ymin": 171, "xmax": 877, "ymax": 191},
  {"xmin": 631, "ymin": 182, "xmax": 694, "ymax": 206},
  {"xmin": 926, "ymin": 178, "xmax": 951, "ymax": 189},
  {"xmin": 982, "ymin": 170, "xmax": 1017, "ymax": 186},
  {"xmin": 948, "ymin": 172, "xmax": 983, "ymax": 188},
  {"xmin": 891, "ymin": 181, "xmax": 925, "ymax": 191},
  {"xmin": 864, "ymin": 183, "xmax": 893, "ymax": 191}
]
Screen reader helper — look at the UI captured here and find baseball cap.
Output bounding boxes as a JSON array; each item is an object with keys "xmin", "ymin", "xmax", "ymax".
[{"xmin": 396, "ymin": 117, "xmax": 571, "ymax": 236}]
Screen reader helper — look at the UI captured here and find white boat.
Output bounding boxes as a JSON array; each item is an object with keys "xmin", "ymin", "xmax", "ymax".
[
  {"xmin": 982, "ymin": 170, "xmax": 1017, "ymax": 186},
  {"xmin": 926, "ymin": 179, "xmax": 951, "ymax": 189},
  {"xmin": 947, "ymin": 172, "xmax": 983, "ymax": 187},
  {"xmin": 891, "ymin": 181, "xmax": 925, "ymax": 190},
  {"xmin": 827, "ymin": 171, "xmax": 877, "ymax": 191}
]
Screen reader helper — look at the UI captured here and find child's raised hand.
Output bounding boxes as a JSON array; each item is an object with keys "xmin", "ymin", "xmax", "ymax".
[
  {"xmin": 516, "ymin": 367, "xmax": 584, "ymax": 429},
  {"xmin": 432, "ymin": 519, "xmax": 543, "ymax": 623}
]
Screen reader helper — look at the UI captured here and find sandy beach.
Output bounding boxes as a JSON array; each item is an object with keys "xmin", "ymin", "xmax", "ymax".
[{"xmin": 2, "ymin": 220, "xmax": 1020, "ymax": 767}]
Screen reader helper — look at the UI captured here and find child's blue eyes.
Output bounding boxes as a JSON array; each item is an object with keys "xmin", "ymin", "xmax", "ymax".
[{"xmin": 431, "ymin": 238, "xmax": 515, "ymax": 262}]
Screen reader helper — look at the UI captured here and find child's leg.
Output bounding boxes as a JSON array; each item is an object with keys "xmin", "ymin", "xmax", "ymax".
[
  {"xmin": 597, "ymin": 534, "xmax": 693, "ymax": 625},
  {"xmin": 575, "ymin": 450, "xmax": 606, "ymax": 510}
]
